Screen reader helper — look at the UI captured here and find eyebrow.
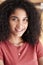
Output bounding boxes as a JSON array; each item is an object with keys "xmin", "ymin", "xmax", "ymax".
[
  {"xmin": 10, "ymin": 16, "xmax": 18, "ymax": 19},
  {"xmin": 10, "ymin": 16, "xmax": 28, "ymax": 19}
]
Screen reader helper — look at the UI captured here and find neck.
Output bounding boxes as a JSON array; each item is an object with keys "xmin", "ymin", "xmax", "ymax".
[{"xmin": 8, "ymin": 34, "xmax": 23, "ymax": 46}]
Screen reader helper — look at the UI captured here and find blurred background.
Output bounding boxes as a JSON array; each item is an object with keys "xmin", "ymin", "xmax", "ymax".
[{"xmin": 0, "ymin": 0, "xmax": 43, "ymax": 45}]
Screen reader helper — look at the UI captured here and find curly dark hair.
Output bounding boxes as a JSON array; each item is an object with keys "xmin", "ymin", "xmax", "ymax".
[{"xmin": 0, "ymin": 0, "xmax": 41, "ymax": 45}]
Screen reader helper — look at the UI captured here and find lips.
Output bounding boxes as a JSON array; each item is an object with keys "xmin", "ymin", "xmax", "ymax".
[{"xmin": 15, "ymin": 28, "xmax": 24, "ymax": 32}]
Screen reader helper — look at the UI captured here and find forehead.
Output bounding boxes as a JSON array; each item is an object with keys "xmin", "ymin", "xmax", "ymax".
[{"xmin": 10, "ymin": 8, "xmax": 28, "ymax": 18}]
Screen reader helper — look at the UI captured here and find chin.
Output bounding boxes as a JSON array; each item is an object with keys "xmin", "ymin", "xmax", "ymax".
[
  {"xmin": 16, "ymin": 34, "xmax": 22, "ymax": 37},
  {"xmin": 15, "ymin": 33, "xmax": 23, "ymax": 37},
  {"xmin": 14, "ymin": 31, "xmax": 25, "ymax": 37}
]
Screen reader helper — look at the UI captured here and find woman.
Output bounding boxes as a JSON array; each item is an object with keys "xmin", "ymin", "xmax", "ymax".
[{"xmin": 0, "ymin": 0, "xmax": 43, "ymax": 65}]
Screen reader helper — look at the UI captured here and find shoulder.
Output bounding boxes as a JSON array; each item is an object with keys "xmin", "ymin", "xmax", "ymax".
[
  {"xmin": 35, "ymin": 41, "xmax": 43, "ymax": 58},
  {"xmin": 36, "ymin": 41, "xmax": 43, "ymax": 51},
  {"xmin": 36, "ymin": 42, "xmax": 43, "ymax": 65},
  {"xmin": 0, "ymin": 41, "xmax": 5, "ymax": 47},
  {"xmin": 0, "ymin": 41, "xmax": 8, "ymax": 50}
]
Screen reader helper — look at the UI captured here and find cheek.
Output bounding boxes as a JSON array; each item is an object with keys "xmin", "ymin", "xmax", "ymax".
[
  {"xmin": 24, "ymin": 23, "xmax": 28, "ymax": 29},
  {"xmin": 9, "ymin": 22, "xmax": 16, "ymax": 29}
]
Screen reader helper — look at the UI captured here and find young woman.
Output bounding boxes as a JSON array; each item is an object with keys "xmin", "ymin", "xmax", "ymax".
[{"xmin": 0, "ymin": 0, "xmax": 43, "ymax": 65}]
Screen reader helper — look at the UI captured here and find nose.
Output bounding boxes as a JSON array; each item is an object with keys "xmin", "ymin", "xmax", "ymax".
[{"xmin": 16, "ymin": 21, "xmax": 23, "ymax": 29}]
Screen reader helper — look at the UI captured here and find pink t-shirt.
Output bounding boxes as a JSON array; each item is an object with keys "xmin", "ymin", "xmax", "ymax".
[{"xmin": 0, "ymin": 41, "xmax": 43, "ymax": 65}]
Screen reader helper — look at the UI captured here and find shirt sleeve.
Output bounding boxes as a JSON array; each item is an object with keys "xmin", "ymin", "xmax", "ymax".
[
  {"xmin": 36, "ymin": 41, "xmax": 43, "ymax": 59},
  {"xmin": 0, "ymin": 44, "xmax": 3, "ymax": 60}
]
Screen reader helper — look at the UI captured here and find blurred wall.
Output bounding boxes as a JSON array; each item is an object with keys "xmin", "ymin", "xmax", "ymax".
[{"xmin": 29, "ymin": 0, "xmax": 43, "ymax": 3}]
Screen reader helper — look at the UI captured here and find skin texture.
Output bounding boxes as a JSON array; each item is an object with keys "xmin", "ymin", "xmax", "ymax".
[
  {"xmin": 0, "ymin": 60, "xmax": 4, "ymax": 65},
  {"xmin": 8, "ymin": 8, "xmax": 28, "ymax": 46},
  {"xmin": 38, "ymin": 57, "xmax": 43, "ymax": 65}
]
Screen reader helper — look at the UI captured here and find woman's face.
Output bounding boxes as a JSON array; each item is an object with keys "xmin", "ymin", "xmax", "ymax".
[{"xmin": 9, "ymin": 8, "xmax": 28, "ymax": 37}]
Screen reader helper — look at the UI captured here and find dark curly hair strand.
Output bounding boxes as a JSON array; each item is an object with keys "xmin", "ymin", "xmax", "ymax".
[{"xmin": 0, "ymin": 0, "xmax": 41, "ymax": 45}]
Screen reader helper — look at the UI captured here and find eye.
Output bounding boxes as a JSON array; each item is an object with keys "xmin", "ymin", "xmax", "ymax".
[
  {"xmin": 23, "ymin": 18, "xmax": 28, "ymax": 22},
  {"xmin": 11, "ymin": 18, "xmax": 18, "ymax": 21},
  {"xmin": 10, "ymin": 16, "xmax": 18, "ymax": 22}
]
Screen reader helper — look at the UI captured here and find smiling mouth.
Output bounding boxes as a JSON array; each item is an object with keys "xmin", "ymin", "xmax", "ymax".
[{"xmin": 15, "ymin": 28, "xmax": 25, "ymax": 32}]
